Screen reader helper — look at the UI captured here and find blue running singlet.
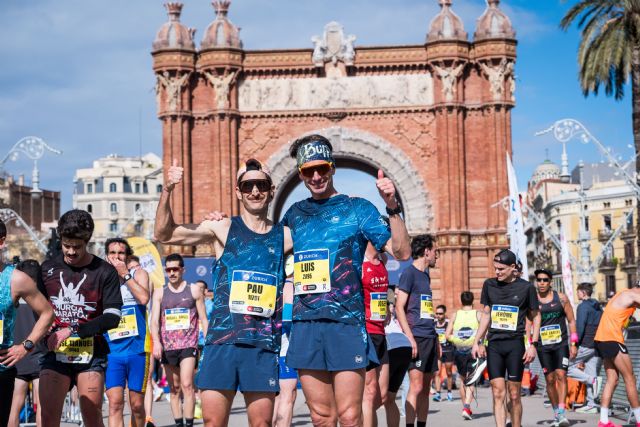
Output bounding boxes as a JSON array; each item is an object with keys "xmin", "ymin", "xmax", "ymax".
[
  {"xmin": 0, "ymin": 264, "xmax": 17, "ymax": 371},
  {"xmin": 281, "ymin": 195, "xmax": 390, "ymax": 326},
  {"xmin": 205, "ymin": 216, "xmax": 285, "ymax": 352}
]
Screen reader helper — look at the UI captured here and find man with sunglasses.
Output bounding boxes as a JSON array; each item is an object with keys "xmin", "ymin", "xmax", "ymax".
[
  {"xmin": 471, "ymin": 249, "xmax": 541, "ymax": 427},
  {"xmin": 282, "ymin": 134, "xmax": 411, "ymax": 427},
  {"xmin": 155, "ymin": 158, "xmax": 292, "ymax": 427},
  {"xmin": 533, "ymin": 268, "xmax": 577, "ymax": 427},
  {"xmin": 150, "ymin": 254, "xmax": 208, "ymax": 427}
]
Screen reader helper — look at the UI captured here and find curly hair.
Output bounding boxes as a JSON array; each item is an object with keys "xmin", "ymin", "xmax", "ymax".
[{"xmin": 57, "ymin": 209, "xmax": 94, "ymax": 242}]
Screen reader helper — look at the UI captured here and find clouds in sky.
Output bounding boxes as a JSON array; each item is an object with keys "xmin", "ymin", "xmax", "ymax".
[{"xmin": 0, "ymin": 0, "xmax": 632, "ymax": 211}]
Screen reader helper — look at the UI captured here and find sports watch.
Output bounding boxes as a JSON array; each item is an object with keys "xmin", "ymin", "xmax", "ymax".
[{"xmin": 22, "ymin": 340, "xmax": 34, "ymax": 352}]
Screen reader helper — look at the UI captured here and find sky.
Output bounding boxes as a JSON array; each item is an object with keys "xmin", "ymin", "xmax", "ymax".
[{"xmin": 0, "ymin": 0, "xmax": 635, "ymax": 214}]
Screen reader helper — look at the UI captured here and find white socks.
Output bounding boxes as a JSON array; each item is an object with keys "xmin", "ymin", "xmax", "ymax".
[
  {"xmin": 600, "ymin": 407, "xmax": 609, "ymax": 424},
  {"xmin": 633, "ymin": 407, "xmax": 640, "ymax": 423}
]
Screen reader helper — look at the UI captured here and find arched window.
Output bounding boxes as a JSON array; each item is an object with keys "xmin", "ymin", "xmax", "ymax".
[
  {"xmin": 156, "ymin": 184, "xmax": 163, "ymax": 193},
  {"xmin": 110, "ymin": 183, "xmax": 117, "ymax": 192},
  {"xmin": 110, "ymin": 203, "xmax": 118, "ymax": 213},
  {"xmin": 110, "ymin": 223, "xmax": 118, "ymax": 232},
  {"xmin": 135, "ymin": 203, "xmax": 141, "ymax": 212},
  {"xmin": 86, "ymin": 204, "xmax": 93, "ymax": 213}
]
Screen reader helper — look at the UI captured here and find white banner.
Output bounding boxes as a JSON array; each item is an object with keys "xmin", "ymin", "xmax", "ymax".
[
  {"xmin": 506, "ymin": 153, "xmax": 529, "ymax": 277},
  {"xmin": 560, "ymin": 226, "xmax": 576, "ymax": 308}
]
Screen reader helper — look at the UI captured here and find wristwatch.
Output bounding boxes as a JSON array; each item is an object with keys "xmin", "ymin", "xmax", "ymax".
[
  {"xmin": 531, "ymin": 341, "xmax": 540, "ymax": 348},
  {"xmin": 68, "ymin": 322, "xmax": 79, "ymax": 334},
  {"xmin": 22, "ymin": 340, "xmax": 34, "ymax": 352},
  {"xmin": 385, "ymin": 204, "xmax": 403, "ymax": 216},
  {"xmin": 123, "ymin": 273, "xmax": 133, "ymax": 282}
]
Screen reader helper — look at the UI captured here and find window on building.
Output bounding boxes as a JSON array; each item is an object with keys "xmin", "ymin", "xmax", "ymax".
[
  {"xmin": 556, "ymin": 220, "xmax": 561, "ymax": 232},
  {"xmin": 110, "ymin": 183, "xmax": 117, "ymax": 193},
  {"xmin": 627, "ymin": 213, "xmax": 634, "ymax": 231},
  {"xmin": 135, "ymin": 203, "xmax": 141, "ymax": 213},
  {"xmin": 627, "ymin": 274, "xmax": 637, "ymax": 289},
  {"xmin": 606, "ymin": 275, "xmax": 616, "ymax": 296},
  {"xmin": 110, "ymin": 223, "xmax": 118, "ymax": 233},
  {"xmin": 87, "ymin": 183, "xmax": 93, "ymax": 193},
  {"xmin": 157, "ymin": 184, "xmax": 163, "ymax": 193},
  {"xmin": 110, "ymin": 203, "xmax": 118, "ymax": 213},
  {"xmin": 603, "ymin": 214, "xmax": 612, "ymax": 231},
  {"xmin": 624, "ymin": 242, "xmax": 635, "ymax": 264},
  {"xmin": 86, "ymin": 204, "xmax": 92, "ymax": 213},
  {"xmin": 143, "ymin": 182, "xmax": 148, "ymax": 194},
  {"xmin": 135, "ymin": 183, "xmax": 141, "ymax": 194},
  {"xmin": 584, "ymin": 216, "xmax": 589, "ymax": 231},
  {"xmin": 135, "ymin": 223, "xmax": 143, "ymax": 234},
  {"xmin": 603, "ymin": 202, "xmax": 611, "ymax": 209}
]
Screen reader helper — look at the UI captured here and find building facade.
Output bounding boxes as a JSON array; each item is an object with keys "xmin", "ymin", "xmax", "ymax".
[
  {"xmin": 526, "ymin": 160, "xmax": 638, "ymax": 301},
  {"xmin": 73, "ymin": 153, "xmax": 163, "ymax": 254},
  {"xmin": 151, "ymin": 0, "xmax": 518, "ymax": 309}
]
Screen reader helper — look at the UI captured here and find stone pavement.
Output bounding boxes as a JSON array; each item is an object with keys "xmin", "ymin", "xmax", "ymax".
[{"xmin": 59, "ymin": 385, "xmax": 636, "ymax": 427}]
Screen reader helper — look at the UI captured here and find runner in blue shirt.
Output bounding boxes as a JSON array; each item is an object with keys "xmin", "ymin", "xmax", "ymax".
[
  {"xmin": 282, "ymin": 134, "xmax": 411, "ymax": 426},
  {"xmin": 155, "ymin": 158, "xmax": 293, "ymax": 427}
]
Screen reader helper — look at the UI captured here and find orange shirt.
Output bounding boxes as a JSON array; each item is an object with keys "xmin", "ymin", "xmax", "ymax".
[{"xmin": 594, "ymin": 292, "xmax": 636, "ymax": 344}]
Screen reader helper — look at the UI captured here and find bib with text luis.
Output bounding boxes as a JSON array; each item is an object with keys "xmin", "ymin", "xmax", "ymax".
[
  {"xmin": 420, "ymin": 294, "xmax": 434, "ymax": 319},
  {"xmin": 229, "ymin": 270, "xmax": 277, "ymax": 318},
  {"xmin": 56, "ymin": 336, "xmax": 94, "ymax": 364},
  {"xmin": 108, "ymin": 307, "xmax": 139, "ymax": 341},
  {"xmin": 369, "ymin": 292, "xmax": 387, "ymax": 321},
  {"xmin": 164, "ymin": 308, "xmax": 190, "ymax": 331},
  {"xmin": 540, "ymin": 324, "xmax": 562, "ymax": 346},
  {"xmin": 491, "ymin": 305, "xmax": 518, "ymax": 331},
  {"xmin": 294, "ymin": 249, "xmax": 331, "ymax": 295}
]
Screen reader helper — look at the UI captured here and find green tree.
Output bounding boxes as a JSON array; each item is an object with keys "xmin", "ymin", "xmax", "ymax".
[{"xmin": 561, "ymin": 0, "xmax": 640, "ymax": 282}]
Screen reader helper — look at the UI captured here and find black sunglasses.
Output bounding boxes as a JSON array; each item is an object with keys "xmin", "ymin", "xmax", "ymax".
[
  {"xmin": 536, "ymin": 277, "xmax": 551, "ymax": 283},
  {"xmin": 238, "ymin": 179, "xmax": 271, "ymax": 194},
  {"xmin": 299, "ymin": 163, "xmax": 333, "ymax": 178}
]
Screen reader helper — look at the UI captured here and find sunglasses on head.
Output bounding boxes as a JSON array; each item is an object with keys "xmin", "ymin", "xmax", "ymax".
[
  {"xmin": 238, "ymin": 179, "xmax": 271, "ymax": 194},
  {"xmin": 536, "ymin": 277, "xmax": 550, "ymax": 283},
  {"xmin": 165, "ymin": 267, "xmax": 181, "ymax": 273},
  {"xmin": 299, "ymin": 163, "xmax": 333, "ymax": 178}
]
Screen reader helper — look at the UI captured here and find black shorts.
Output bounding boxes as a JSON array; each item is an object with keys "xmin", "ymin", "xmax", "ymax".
[
  {"xmin": 16, "ymin": 371, "xmax": 40, "ymax": 382},
  {"xmin": 0, "ymin": 368, "xmax": 17, "ymax": 427},
  {"xmin": 487, "ymin": 338, "xmax": 525, "ymax": 382},
  {"xmin": 454, "ymin": 350, "xmax": 473, "ymax": 381},
  {"xmin": 537, "ymin": 345, "xmax": 569, "ymax": 374},
  {"xmin": 595, "ymin": 341, "xmax": 628, "ymax": 360},
  {"xmin": 161, "ymin": 347, "xmax": 197, "ymax": 367},
  {"xmin": 440, "ymin": 348, "xmax": 454, "ymax": 364},
  {"xmin": 409, "ymin": 336, "xmax": 438, "ymax": 373},
  {"xmin": 40, "ymin": 351, "xmax": 108, "ymax": 388},
  {"xmin": 388, "ymin": 347, "xmax": 412, "ymax": 393},
  {"xmin": 367, "ymin": 334, "xmax": 389, "ymax": 371}
]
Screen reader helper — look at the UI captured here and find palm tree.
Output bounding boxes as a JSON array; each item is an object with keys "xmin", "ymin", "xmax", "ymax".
[{"xmin": 561, "ymin": 0, "xmax": 640, "ymax": 283}]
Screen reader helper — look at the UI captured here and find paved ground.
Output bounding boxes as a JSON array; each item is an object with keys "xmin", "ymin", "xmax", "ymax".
[{"xmin": 58, "ymin": 384, "xmax": 635, "ymax": 427}]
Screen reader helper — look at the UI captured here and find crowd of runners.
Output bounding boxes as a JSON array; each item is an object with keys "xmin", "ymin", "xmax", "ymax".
[{"xmin": 0, "ymin": 134, "xmax": 638, "ymax": 427}]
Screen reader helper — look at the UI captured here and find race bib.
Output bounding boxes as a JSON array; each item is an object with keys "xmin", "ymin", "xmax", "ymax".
[
  {"xmin": 229, "ymin": 270, "xmax": 278, "ymax": 318},
  {"xmin": 56, "ymin": 336, "xmax": 94, "ymax": 364},
  {"xmin": 108, "ymin": 307, "xmax": 139, "ymax": 341},
  {"xmin": 294, "ymin": 249, "xmax": 331, "ymax": 295},
  {"xmin": 540, "ymin": 324, "xmax": 562, "ymax": 346},
  {"xmin": 436, "ymin": 327, "xmax": 446, "ymax": 344},
  {"xmin": 369, "ymin": 292, "xmax": 387, "ymax": 321},
  {"xmin": 164, "ymin": 308, "xmax": 190, "ymax": 331},
  {"xmin": 491, "ymin": 305, "xmax": 519, "ymax": 331},
  {"xmin": 0, "ymin": 313, "xmax": 4, "ymax": 345},
  {"xmin": 420, "ymin": 294, "xmax": 434, "ymax": 319}
]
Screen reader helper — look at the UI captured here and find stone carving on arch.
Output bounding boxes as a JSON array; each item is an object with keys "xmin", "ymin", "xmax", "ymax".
[{"xmin": 265, "ymin": 126, "xmax": 434, "ymax": 234}]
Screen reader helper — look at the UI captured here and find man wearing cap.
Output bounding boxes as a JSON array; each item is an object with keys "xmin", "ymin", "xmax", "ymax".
[
  {"xmin": 471, "ymin": 249, "xmax": 541, "ymax": 427},
  {"xmin": 282, "ymin": 134, "xmax": 411, "ymax": 427},
  {"xmin": 155, "ymin": 158, "xmax": 293, "ymax": 427}
]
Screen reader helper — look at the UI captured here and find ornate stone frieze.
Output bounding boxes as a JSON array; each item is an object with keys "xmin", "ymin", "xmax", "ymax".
[
  {"xmin": 432, "ymin": 63, "xmax": 465, "ymax": 102},
  {"xmin": 311, "ymin": 22, "xmax": 356, "ymax": 66},
  {"xmin": 156, "ymin": 71, "xmax": 190, "ymax": 112}
]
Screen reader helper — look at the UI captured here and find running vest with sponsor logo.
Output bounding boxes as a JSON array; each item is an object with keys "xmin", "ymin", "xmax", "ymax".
[
  {"xmin": 105, "ymin": 268, "xmax": 150, "ymax": 355},
  {"xmin": 450, "ymin": 309, "xmax": 479, "ymax": 349},
  {"xmin": 160, "ymin": 282, "xmax": 198, "ymax": 351},
  {"xmin": 206, "ymin": 216, "xmax": 285, "ymax": 352},
  {"xmin": 539, "ymin": 291, "xmax": 568, "ymax": 349},
  {"xmin": 594, "ymin": 292, "xmax": 636, "ymax": 345},
  {"xmin": 0, "ymin": 265, "xmax": 16, "ymax": 372},
  {"xmin": 362, "ymin": 257, "xmax": 389, "ymax": 335},
  {"xmin": 435, "ymin": 319, "xmax": 452, "ymax": 349}
]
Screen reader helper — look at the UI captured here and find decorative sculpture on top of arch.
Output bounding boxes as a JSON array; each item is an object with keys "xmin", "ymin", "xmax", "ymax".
[{"xmin": 265, "ymin": 126, "xmax": 434, "ymax": 235}]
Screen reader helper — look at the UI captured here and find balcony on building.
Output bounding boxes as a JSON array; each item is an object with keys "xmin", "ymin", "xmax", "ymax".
[
  {"xmin": 599, "ymin": 257, "xmax": 618, "ymax": 271},
  {"xmin": 621, "ymin": 256, "xmax": 637, "ymax": 270},
  {"xmin": 598, "ymin": 228, "xmax": 613, "ymax": 242},
  {"xmin": 621, "ymin": 225, "xmax": 636, "ymax": 241}
]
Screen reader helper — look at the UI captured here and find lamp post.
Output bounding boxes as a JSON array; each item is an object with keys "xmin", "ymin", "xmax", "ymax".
[{"xmin": 1, "ymin": 136, "xmax": 62, "ymax": 199}]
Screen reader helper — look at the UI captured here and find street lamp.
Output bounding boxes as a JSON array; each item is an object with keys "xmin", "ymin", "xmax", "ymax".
[{"xmin": 1, "ymin": 136, "xmax": 62, "ymax": 199}]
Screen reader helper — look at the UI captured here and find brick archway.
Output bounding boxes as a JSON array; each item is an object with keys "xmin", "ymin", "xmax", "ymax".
[{"xmin": 265, "ymin": 126, "xmax": 433, "ymax": 234}]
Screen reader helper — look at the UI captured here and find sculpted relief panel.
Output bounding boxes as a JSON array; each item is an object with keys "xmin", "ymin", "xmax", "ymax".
[{"xmin": 238, "ymin": 74, "xmax": 434, "ymax": 112}]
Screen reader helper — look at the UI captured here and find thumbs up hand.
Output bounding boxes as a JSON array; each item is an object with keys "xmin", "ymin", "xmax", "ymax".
[
  {"xmin": 376, "ymin": 169, "xmax": 399, "ymax": 209},
  {"xmin": 166, "ymin": 159, "xmax": 184, "ymax": 191}
]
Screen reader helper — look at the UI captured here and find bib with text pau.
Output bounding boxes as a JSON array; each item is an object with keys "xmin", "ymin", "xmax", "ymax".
[{"xmin": 229, "ymin": 270, "xmax": 277, "ymax": 318}]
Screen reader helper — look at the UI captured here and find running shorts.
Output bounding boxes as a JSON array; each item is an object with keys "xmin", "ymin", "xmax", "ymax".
[
  {"xmin": 487, "ymin": 338, "xmax": 525, "ymax": 381},
  {"xmin": 367, "ymin": 333, "xmax": 389, "ymax": 371},
  {"xmin": 388, "ymin": 347, "xmax": 411, "ymax": 393},
  {"xmin": 595, "ymin": 341, "xmax": 628, "ymax": 360},
  {"xmin": 161, "ymin": 347, "xmax": 197, "ymax": 367},
  {"xmin": 105, "ymin": 352, "xmax": 150, "ymax": 393},
  {"xmin": 537, "ymin": 345, "xmax": 569, "ymax": 374},
  {"xmin": 408, "ymin": 336, "xmax": 438, "ymax": 373}
]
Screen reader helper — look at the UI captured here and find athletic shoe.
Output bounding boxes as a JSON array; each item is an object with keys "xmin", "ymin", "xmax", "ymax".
[
  {"xmin": 593, "ymin": 376, "xmax": 603, "ymax": 397},
  {"xmin": 597, "ymin": 422, "xmax": 621, "ymax": 427},
  {"xmin": 464, "ymin": 357, "xmax": 487, "ymax": 386},
  {"xmin": 462, "ymin": 408, "xmax": 473, "ymax": 420},
  {"xmin": 447, "ymin": 391, "xmax": 453, "ymax": 401},
  {"xmin": 557, "ymin": 414, "xmax": 569, "ymax": 427},
  {"xmin": 145, "ymin": 417, "xmax": 155, "ymax": 427},
  {"xmin": 575, "ymin": 405, "xmax": 598, "ymax": 414},
  {"xmin": 194, "ymin": 400, "xmax": 202, "ymax": 419},
  {"xmin": 153, "ymin": 387, "xmax": 164, "ymax": 402},
  {"xmin": 433, "ymin": 392, "xmax": 442, "ymax": 402}
]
